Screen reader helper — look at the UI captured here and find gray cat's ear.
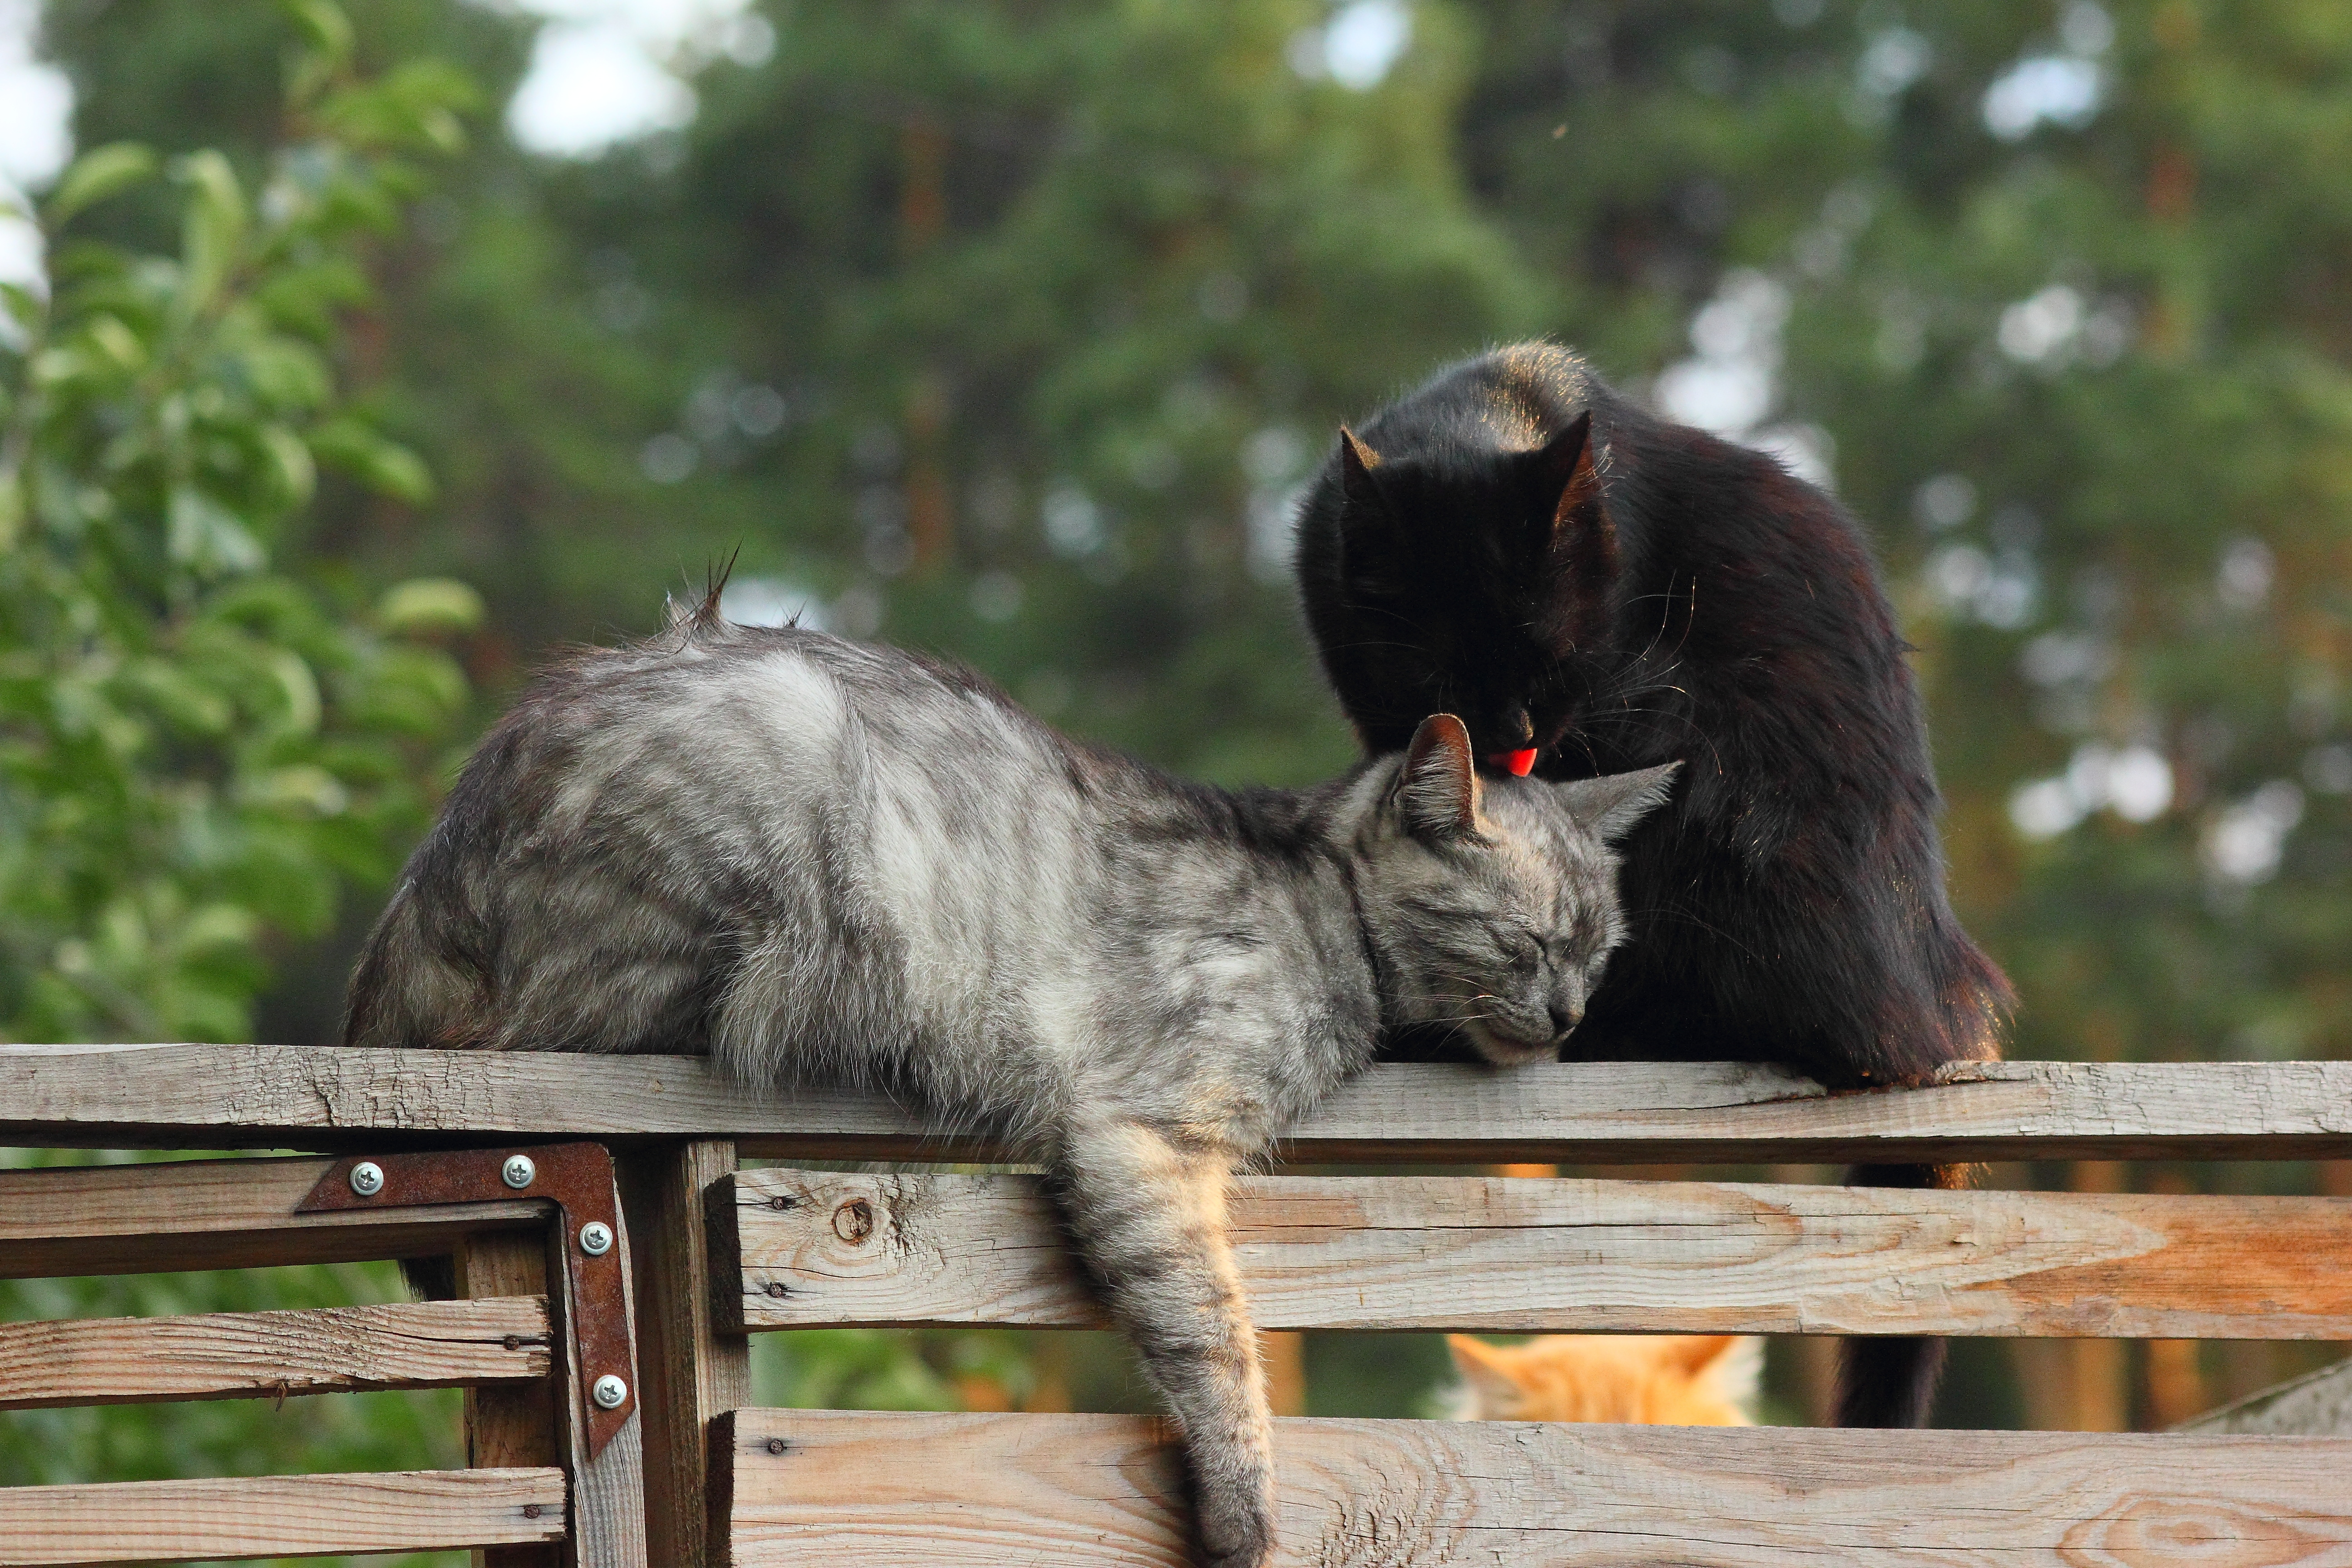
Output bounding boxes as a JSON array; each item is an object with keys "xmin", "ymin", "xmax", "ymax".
[
  {"xmin": 1396, "ymin": 714, "xmax": 1483, "ymax": 842},
  {"xmin": 1338, "ymin": 426, "xmax": 1387, "ymax": 515},
  {"xmin": 1555, "ymin": 760, "xmax": 1680, "ymax": 842}
]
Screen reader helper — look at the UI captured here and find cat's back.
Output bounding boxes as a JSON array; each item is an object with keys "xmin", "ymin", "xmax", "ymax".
[
  {"xmin": 455, "ymin": 618, "xmax": 1069, "ymax": 833},
  {"xmin": 343, "ymin": 617, "xmax": 1094, "ymax": 1052}
]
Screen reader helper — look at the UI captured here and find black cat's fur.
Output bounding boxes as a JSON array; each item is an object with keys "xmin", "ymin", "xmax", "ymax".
[{"xmin": 1294, "ymin": 343, "xmax": 2012, "ymax": 1428}]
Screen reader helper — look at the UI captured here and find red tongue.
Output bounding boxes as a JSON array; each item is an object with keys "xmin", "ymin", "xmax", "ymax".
[{"xmin": 1490, "ymin": 748, "xmax": 1538, "ymax": 777}]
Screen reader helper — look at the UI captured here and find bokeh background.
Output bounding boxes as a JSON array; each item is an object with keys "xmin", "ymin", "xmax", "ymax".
[{"xmin": 4, "ymin": 0, "xmax": 2350, "ymax": 1537}]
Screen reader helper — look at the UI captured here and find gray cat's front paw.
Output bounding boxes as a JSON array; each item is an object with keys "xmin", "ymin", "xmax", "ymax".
[{"xmin": 1197, "ymin": 1498, "xmax": 1274, "ymax": 1568}]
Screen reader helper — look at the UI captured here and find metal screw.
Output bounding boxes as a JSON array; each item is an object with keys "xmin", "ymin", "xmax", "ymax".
[
  {"xmin": 765, "ymin": 1438, "xmax": 786, "ymax": 1455},
  {"xmin": 503, "ymin": 1336, "xmax": 521, "ymax": 1351},
  {"xmin": 348, "ymin": 1161, "xmax": 384, "ymax": 1197},
  {"xmin": 501, "ymin": 1154, "xmax": 537, "ymax": 1190},
  {"xmin": 591, "ymin": 1374, "xmax": 629, "ymax": 1410},
  {"xmin": 765, "ymin": 1281, "xmax": 788, "ymax": 1298},
  {"xmin": 578, "ymin": 1220, "xmax": 614, "ymax": 1257},
  {"xmin": 523, "ymin": 1504, "xmax": 543, "ymax": 1520}
]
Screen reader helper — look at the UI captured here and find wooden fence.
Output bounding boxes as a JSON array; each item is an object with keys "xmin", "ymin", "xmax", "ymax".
[{"xmin": 3, "ymin": 1044, "xmax": 2350, "ymax": 1566}]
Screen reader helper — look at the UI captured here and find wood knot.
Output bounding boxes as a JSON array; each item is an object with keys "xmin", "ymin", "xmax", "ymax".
[{"xmin": 833, "ymin": 1197, "xmax": 876, "ymax": 1244}]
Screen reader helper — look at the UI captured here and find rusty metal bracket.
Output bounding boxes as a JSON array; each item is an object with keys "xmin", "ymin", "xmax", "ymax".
[{"xmin": 297, "ymin": 1142, "xmax": 637, "ymax": 1457}]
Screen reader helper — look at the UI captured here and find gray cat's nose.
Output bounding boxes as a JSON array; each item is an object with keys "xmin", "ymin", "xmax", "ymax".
[{"xmin": 1548, "ymin": 1002, "xmax": 1583, "ymax": 1040}]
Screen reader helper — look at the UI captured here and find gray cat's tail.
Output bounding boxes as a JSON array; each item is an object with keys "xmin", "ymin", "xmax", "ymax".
[{"xmin": 1831, "ymin": 1161, "xmax": 1963, "ymax": 1426}]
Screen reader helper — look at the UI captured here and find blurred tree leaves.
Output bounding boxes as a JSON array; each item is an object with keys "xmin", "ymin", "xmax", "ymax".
[{"xmin": 0, "ymin": 3, "xmax": 478, "ymax": 1043}]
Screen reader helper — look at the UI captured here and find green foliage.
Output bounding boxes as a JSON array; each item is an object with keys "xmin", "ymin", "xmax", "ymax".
[{"xmin": 0, "ymin": 4, "xmax": 479, "ymax": 1042}]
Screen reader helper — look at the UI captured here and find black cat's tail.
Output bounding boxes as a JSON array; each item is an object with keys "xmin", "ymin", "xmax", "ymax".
[{"xmin": 1831, "ymin": 1161, "xmax": 1967, "ymax": 1426}]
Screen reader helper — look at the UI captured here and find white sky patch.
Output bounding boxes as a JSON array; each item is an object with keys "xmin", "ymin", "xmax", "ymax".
[
  {"xmin": 2009, "ymin": 740, "xmax": 2175, "ymax": 839},
  {"xmin": 0, "ymin": 0, "xmax": 769, "ymax": 238},
  {"xmin": 506, "ymin": 0, "xmax": 772, "ymax": 160},
  {"xmin": 1983, "ymin": 55, "xmax": 2103, "ymax": 140},
  {"xmin": 0, "ymin": 0, "xmax": 71, "ymax": 296},
  {"xmin": 1657, "ymin": 270, "xmax": 1787, "ymax": 436},
  {"xmin": 510, "ymin": 17, "xmax": 696, "ymax": 157},
  {"xmin": 716, "ymin": 574, "xmax": 824, "ymax": 629},
  {"xmin": 1654, "ymin": 268, "xmax": 1834, "ymax": 487},
  {"xmin": 0, "ymin": 0, "xmax": 68, "ymax": 188},
  {"xmin": 2203, "ymin": 781, "xmax": 2304, "ymax": 885},
  {"xmin": 1289, "ymin": 1, "xmax": 1412, "ymax": 90},
  {"xmin": 1983, "ymin": 1, "xmax": 2111, "ymax": 141},
  {"xmin": 1998, "ymin": 283, "xmax": 2083, "ymax": 363}
]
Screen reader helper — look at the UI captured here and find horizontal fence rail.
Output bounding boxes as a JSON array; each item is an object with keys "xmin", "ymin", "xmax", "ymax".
[
  {"xmin": 0, "ymin": 1156, "xmax": 541, "ymax": 1277},
  {"xmin": 712, "ymin": 1410, "xmax": 2352, "ymax": 1568},
  {"xmin": 0, "ymin": 1297, "xmax": 551, "ymax": 1410},
  {"xmin": 6, "ymin": 1044, "xmax": 2352, "ymax": 1162},
  {"xmin": 718, "ymin": 1168, "xmax": 2352, "ymax": 1338},
  {"xmin": 0, "ymin": 1467, "xmax": 569, "ymax": 1567}
]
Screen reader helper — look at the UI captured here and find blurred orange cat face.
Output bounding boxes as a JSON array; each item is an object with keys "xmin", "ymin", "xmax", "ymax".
[{"xmin": 1445, "ymin": 1333, "xmax": 1761, "ymax": 1426}]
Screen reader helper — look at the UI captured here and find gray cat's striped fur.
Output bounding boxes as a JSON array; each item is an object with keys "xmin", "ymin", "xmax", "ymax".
[{"xmin": 343, "ymin": 601, "xmax": 1675, "ymax": 1568}]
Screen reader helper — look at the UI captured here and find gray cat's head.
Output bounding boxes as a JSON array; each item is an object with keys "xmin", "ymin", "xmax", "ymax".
[{"xmin": 1352, "ymin": 715, "xmax": 1678, "ymax": 1067}]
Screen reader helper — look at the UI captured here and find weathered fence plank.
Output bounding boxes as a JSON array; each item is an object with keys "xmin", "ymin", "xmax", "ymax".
[
  {"xmin": 711, "ymin": 1409, "xmax": 2352, "ymax": 1568},
  {"xmin": 0, "ymin": 1467, "xmax": 568, "ymax": 1565},
  {"xmin": 721, "ymin": 1167, "xmax": 2352, "ymax": 1338},
  {"xmin": 0, "ymin": 1156, "xmax": 541, "ymax": 1277},
  {"xmin": 5, "ymin": 1044, "xmax": 2351, "ymax": 1161},
  {"xmin": 0, "ymin": 1296, "xmax": 549, "ymax": 1409},
  {"xmin": 459, "ymin": 1233, "xmax": 564, "ymax": 1568},
  {"xmin": 622, "ymin": 1141, "xmax": 752, "ymax": 1568}
]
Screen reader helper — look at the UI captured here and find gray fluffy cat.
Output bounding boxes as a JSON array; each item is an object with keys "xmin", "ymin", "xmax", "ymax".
[{"xmin": 343, "ymin": 600, "xmax": 1675, "ymax": 1568}]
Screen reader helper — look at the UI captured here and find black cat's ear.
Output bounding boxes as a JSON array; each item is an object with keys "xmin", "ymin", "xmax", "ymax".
[
  {"xmin": 1396, "ymin": 714, "xmax": 1484, "ymax": 843},
  {"xmin": 1554, "ymin": 760, "xmax": 1680, "ymax": 842},
  {"xmin": 1338, "ymin": 426, "xmax": 1388, "ymax": 515},
  {"xmin": 1531, "ymin": 411, "xmax": 1615, "ymax": 554}
]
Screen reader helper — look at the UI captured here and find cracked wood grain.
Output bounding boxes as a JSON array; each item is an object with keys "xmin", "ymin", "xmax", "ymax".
[
  {"xmin": 5, "ymin": 1045, "xmax": 2351, "ymax": 1162},
  {"xmin": 712, "ymin": 1409, "xmax": 2352, "ymax": 1568},
  {"xmin": 0, "ymin": 1295, "xmax": 549, "ymax": 1409},
  {"xmin": 0, "ymin": 1467, "xmax": 568, "ymax": 1566},
  {"xmin": 721, "ymin": 1168, "xmax": 2352, "ymax": 1338}
]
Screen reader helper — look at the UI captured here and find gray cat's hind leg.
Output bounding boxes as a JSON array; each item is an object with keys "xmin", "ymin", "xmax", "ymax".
[{"xmin": 1052, "ymin": 1116, "xmax": 1275, "ymax": 1568}]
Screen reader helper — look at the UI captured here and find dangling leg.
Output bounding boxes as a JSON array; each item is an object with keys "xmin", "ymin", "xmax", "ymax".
[{"xmin": 1051, "ymin": 1115, "xmax": 1274, "ymax": 1568}]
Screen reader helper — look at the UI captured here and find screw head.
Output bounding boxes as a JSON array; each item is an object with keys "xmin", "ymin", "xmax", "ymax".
[
  {"xmin": 591, "ymin": 1373, "xmax": 629, "ymax": 1410},
  {"xmin": 578, "ymin": 1220, "xmax": 614, "ymax": 1257},
  {"xmin": 348, "ymin": 1161, "xmax": 384, "ymax": 1197},
  {"xmin": 501, "ymin": 1154, "xmax": 537, "ymax": 1190},
  {"xmin": 765, "ymin": 1438, "xmax": 787, "ymax": 1455}
]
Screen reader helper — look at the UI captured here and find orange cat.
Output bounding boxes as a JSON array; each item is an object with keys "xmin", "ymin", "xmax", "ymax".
[{"xmin": 1444, "ymin": 1334, "xmax": 1762, "ymax": 1425}]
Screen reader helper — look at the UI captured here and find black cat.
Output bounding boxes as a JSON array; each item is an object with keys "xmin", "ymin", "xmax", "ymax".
[{"xmin": 1294, "ymin": 342, "xmax": 2011, "ymax": 1427}]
